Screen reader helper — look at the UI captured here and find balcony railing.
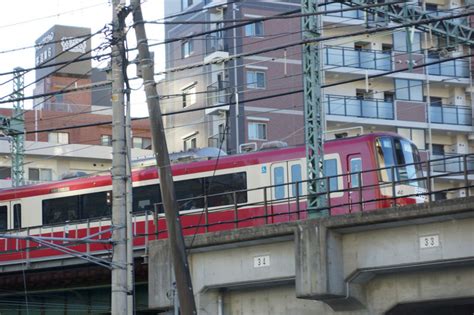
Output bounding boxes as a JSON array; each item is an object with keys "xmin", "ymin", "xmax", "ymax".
[
  {"xmin": 325, "ymin": 95, "xmax": 394, "ymax": 120},
  {"xmin": 427, "ymin": 58, "xmax": 469, "ymax": 78},
  {"xmin": 321, "ymin": 2, "xmax": 369, "ymax": 20},
  {"xmin": 430, "ymin": 105, "xmax": 472, "ymax": 126},
  {"xmin": 324, "ymin": 47, "xmax": 392, "ymax": 71},
  {"xmin": 206, "ymin": 34, "xmax": 226, "ymax": 55},
  {"xmin": 207, "ymin": 80, "xmax": 230, "ymax": 107}
]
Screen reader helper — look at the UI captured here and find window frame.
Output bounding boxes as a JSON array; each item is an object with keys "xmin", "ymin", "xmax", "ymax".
[
  {"xmin": 395, "ymin": 79, "xmax": 423, "ymax": 101},
  {"xmin": 181, "ymin": 39, "xmax": 194, "ymax": 58},
  {"xmin": 246, "ymin": 70, "xmax": 266, "ymax": 89},
  {"xmin": 182, "ymin": 84, "xmax": 197, "ymax": 108},
  {"xmin": 245, "ymin": 21, "xmax": 264, "ymax": 37},
  {"xmin": 101, "ymin": 135, "xmax": 112, "ymax": 146},
  {"xmin": 248, "ymin": 121, "xmax": 267, "ymax": 141},
  {"xmin": 48, "ymin": 132, "xmax": 69, "ymax": 144}
]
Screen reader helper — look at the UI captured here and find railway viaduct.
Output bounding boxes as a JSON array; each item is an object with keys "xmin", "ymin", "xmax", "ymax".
[
  {"xmin": 0, "ymin": 197, "xmax": 473, "ymax": 314},
  {"xmin": 149, "ymin": 197, "xmax": 474, "ymax": 315}
]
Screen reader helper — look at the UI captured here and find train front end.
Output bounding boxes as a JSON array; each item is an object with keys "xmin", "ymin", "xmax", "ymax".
[{"xmin": 375, "ymin": 135, "xmax": 427, "ymax": 206}]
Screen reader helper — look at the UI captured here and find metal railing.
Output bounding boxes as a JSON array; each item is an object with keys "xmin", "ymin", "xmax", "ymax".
[
  {"xmin": 321, "ymin": 2, "xmax": 369, "ymax": 20},
  {"xmin": 325, "ymin": 95, "xmax": 394, "ymax": 119},
  {"xmin": 1, "ymin": 154, "xmax": 474, "ymax": 265},
  {"xmin": 426, "ymin": 58, "xmax": 470, "ymax": 77},
  {"xmin": 205, "ymin": 34, "xmax": 226, "ymax": 55},
  {"xmin": 207, "ymin": 80, "xmax": 230, "ymax": 107},
  {"xmin": 324, "ymin": 46, "xmax": 392, "ymax": 71},
  {"xmin": 430, "ymin": 105, "xmax": 472, "ymax": 126}
]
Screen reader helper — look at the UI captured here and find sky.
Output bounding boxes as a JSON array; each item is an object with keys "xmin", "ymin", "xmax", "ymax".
[{"xmin": 0, "ymin": 0, "xmax": 165, "ymax": 117}]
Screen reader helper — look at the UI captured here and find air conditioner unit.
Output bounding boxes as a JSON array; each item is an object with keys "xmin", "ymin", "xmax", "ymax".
[{"xmin": 239, "ymin": 142, "xmax": 257, "ymax": 153}]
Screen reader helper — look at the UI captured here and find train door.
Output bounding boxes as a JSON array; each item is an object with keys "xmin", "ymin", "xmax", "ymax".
[
  {"xmin": 347, "ymin": 154, "xmax": 363, "ymax": 212},
  {"xmin": 10, "ymin": 201, "xmax": 21, "ymax": 229},
  {"xmin": 0, "ymin": 203, "xmax": 7, "ymax": 231},
  {"xmin": 270, "ymin": 160, "xmax": 303, "ymax": 222}
]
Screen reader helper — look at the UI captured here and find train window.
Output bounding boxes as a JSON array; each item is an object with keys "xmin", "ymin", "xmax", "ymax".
[
  {"xmin": 205, "ymin": 172, "xmax": 247, "ymax": 207},
  {"xmin": 376, "ymin": 137, "xmax": 397, "ymax": 182},
  {"xmin": 43, "ymin": 196, "xmax": 80, "ymax": 224},
  {"xmin": 13, "ymin": 204, "xmax": 21, "ymax": 229},
  {"xmin": 176, "ymin": 178, "xmax": 205, "ymax": 210},
  {"xmin": 82, "ymin": 192, "xmax": 111, "ymax": 219},
  {"xmin": 350, "ymin": 158, "xmax": 362, "ymax": 188},
  {"xmin": 132, "ymin": 184, "xmax": 162, "ymax": 212},
  {"xmin": 273, "ymin": 166, "xmax": 285, "ymax": 200},
  {"xmin": 0, "ymin": 206, "xmax": 6, "ymax": 231},
  {"xmin": 291, "ymin": 164, "xmax": 302, "ymax": 197},
  {"xmin": 324, "ymin": 159, "xmax": 339, "ymax": 192}
]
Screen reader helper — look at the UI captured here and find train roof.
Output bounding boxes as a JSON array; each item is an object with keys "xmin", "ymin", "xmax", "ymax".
[{"xmin": 0, "ymin": 132, "xmax": 405, "ymax": 200}]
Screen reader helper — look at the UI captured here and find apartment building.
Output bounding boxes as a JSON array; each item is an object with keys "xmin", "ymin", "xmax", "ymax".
[{"xmin": 161, "ymin": 0, "xmax": 473, "ymax": 199}]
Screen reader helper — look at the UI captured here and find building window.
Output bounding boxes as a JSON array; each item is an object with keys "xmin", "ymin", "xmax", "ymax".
[
  {"xmin": 395, "ymin": 79, "xmax": 423, "ymax": 101},
  {"xmin": 246, "ymin": 70, "xmax": 266, "ymax": 89},
  {"xmin": 29, "ymin": 168, "xmax": 53, "ymax": 182},
  {"xmin": 182, "ymin": 85, "xmax": 197, "ymax": 108},
  {"xmin": 0, "ymin": 167, "xmax": 11, "ymax": 179},
  {"xmin": 48, "ymin": 132, "xmax": 69, "ymax": 144},
  {"xmin": 133, "ymin": 137, "xmax": 152, "ymax": 149},
  {"xmin": 182, "ymin": 40, "xmax": 193, "ymax": 58},
  {"xmin": 245, "ymin": 21, "xmax": 264, "ymax": 37},
  {"xmin": 101, "ymin": 135, "xmax": 112, "ymax": 146},
  {"xmin": 183, "ymin": 136, "xmax": 197, "ymax": 151},
  {"xmin": 393, "ymin": 31, "xmax": 421, "ymax": 52},
  {"xmin": 248, "ymin": 122, "xmax": 267, "ymax": 140},
  {"xmin": 397, "ymin": 128, "xmax": 426, "ymax": 150},
  {"xmin": 182, "ymin": 0, "xmax": 193, "ymax": 9}
]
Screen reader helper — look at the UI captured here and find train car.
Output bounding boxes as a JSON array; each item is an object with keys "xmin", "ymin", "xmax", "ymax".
[{"xmin": 0, "ymin": 132, "xmax": 425, "ymax": 262}]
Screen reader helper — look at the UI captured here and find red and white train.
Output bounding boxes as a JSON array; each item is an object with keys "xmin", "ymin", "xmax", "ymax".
[{"xmin": 0, "ymin": 132, "xmax": 425, "ymax": 262}]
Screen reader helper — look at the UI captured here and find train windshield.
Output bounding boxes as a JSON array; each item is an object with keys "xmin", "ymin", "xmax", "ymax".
[{"xmin": 376, "ymin": 137, "xmax": 424, "ymax": 186}]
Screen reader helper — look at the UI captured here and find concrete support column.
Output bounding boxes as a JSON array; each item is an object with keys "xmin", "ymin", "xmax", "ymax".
[{"xmin": 295, "ymin": 222, "xmax": 364, "ymax": 311}]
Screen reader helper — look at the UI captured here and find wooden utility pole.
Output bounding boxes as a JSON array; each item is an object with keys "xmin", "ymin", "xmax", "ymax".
[
  {"xmin": 130, "ymin": 1, "xmax": 197, "ymax": 314},
  {"xmin": 111, "ymin": 0, "xmax": 128, "ymax": 314}
]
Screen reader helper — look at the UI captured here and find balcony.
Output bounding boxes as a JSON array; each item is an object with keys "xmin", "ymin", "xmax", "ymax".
[
  {"xmin": 427, "ymin": 58, "xmax": 469, "ymax": 78},
  {"xmin": 430, "ymin": 105, "xmax": 472, "ymax": 126},
  {"xmin": 321, "ymin": 2, "xmax": 368, "ymax": 20},
  {"xmin": 205, "ymin": 80, "xmax": 230, "ymax": 115},
  {"xmin": 206, "ymin": 34, "xmax": 226, "ymax": 56},
  {"xmin": 325, "ymin": 95, "xmax": 394, "ymax": 120},
  {"xmin": 324, "ymin": 47, "xmax": 392, "ymax": 71}
]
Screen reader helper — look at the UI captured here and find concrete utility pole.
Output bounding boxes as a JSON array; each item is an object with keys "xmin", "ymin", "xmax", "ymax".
[
  {"xmin": 111, "ymin": 0, "xmax": 129, "ymax": 313},
  {"xmin": 130, "ymin": 1, "xmax": 197, "ymax": 314}
]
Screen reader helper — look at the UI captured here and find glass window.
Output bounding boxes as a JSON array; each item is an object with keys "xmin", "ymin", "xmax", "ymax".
[
  {"xmin": 133, "ymin": 184, "xmax": 162, "ymax": 213},
  {"xmin": 42, "ymin": 196, "xmax": 80, "ymax": 224},
  {"xmin": 350, "ymin": 158, "xmax": 362, "ymax": 188},
  {"xmin": 393, "ymin": 31, "xmax": 421, "ymax": 52},
  {"xmin": 246, "ymin": 70, "xmax": 266, "ymax": 89},
  {"xmin": 182, "ymin": 0, "xmax": 193, "ymax": 9},
  {"xmin": 0, "ymin": 167, "xmax": 11, "ymax": 179},
  {"xmin": 182, "ymin": 40, "xmax": 193, "ymax": 58},
  {"xmin": 183, "ymin": 136, "xmax": 197, "ymax": 151},
  {"xmin": 82, "ymin": 191, "xmax": 112, "ymax": 219},
  {"xmin": 133, "ymin": 137, "xmax": 152, "ymax": 149},
  {"xmin": 376, "ymin": 137, "xmax": 397, "ymax": 182},
  {"xmin": 273, "ymin": 166, "xmax": 285, "ymax": 200},
  {"xmin": 324, "ymin": 159, "xmax": 338, "ymax": 192},
  {"xmin": 205, "ymin": 172, "xmax": 247, "ymax": 207},
  {"xmin": 182, "ymin": 85, "xmax": 197, "ymax": 107},
  {"xmin": 175, "ymin": 178, "xmax": 204, "ymax": 210},
  {"xmin": 29, "ymin": 168, "xmax": 52, "ymax": 181},
  {"xmin": 248, "ymin": 122, "xmax": 267, "ymax": 140},
  {"xmin": 48, "ymin": 132, "xmax": 69, "ymax": 144},
  {"xmin": 101, "ymin": 135, "xmax": 112, "ymax": 146},
  {"xmin": 291, "ymin": 164, "xmax": 302, "ymax": 197},
  {"xmin": 245, "ymin": 21, "xmax": 264, "ymax": 37},
  {"xmin": 0, "ymin": 206, "xmax": 6, "ymax": 231},
  {"xmin": 13, "ymin": 204, "xmax": 21, "ymax": 229},
  {"xmin": 395, "ymin": 79, "xmax": 423, "ymax": 101}
]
